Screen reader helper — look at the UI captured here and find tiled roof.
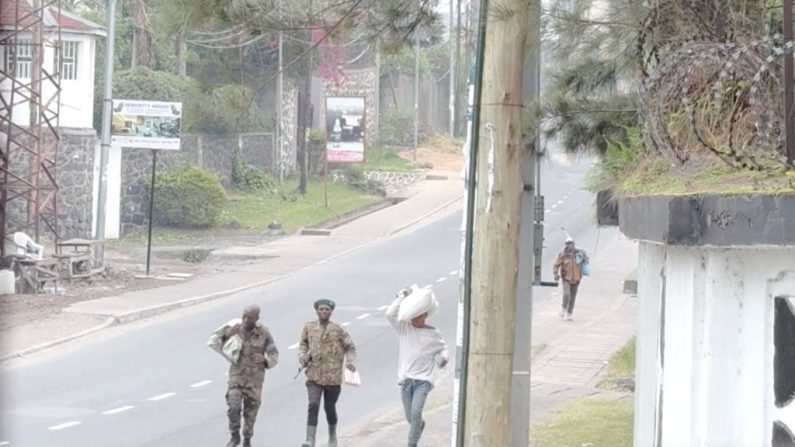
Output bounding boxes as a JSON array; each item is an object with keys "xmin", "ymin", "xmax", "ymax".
[{"xmin": 1, "ymin": 0, "xmax": 105, "ymax": 35}]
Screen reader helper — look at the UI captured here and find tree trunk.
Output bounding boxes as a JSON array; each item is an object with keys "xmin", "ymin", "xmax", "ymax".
[
  {"xmin": 464, "ymin": 0, "xmax": 529, "ymax": 445},
  {"xmin": 175, "ymin": 30, "xmax": 187, "ymax": 76},
  {"xmin": 131, "ymin": 0, "xmax": 154, "ymax": 68}
]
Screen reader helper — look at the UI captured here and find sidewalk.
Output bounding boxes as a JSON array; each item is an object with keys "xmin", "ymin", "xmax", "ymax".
[
  {"xmin": 345, "ymin": 233, "xmax": 638, "ymax": 446},
  {"xmin": 0, "ymin": 174, "xmax": 464, "ymax": 360}
]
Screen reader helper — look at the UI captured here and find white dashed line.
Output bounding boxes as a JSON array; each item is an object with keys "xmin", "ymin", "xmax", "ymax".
[
  {"xmin": 190, "ymin": 380, "xmax": 212, "ymax": 388},
  {"xmin": 48, "ymin": 421, "xmax": 82, "ymax": 431},
  {"xmin": 356, "ymin": 313, "xmax": 371, "ymax": 320},
  {"xmin": 557, "ymin": 200, "xmax": 564, "ymax": 205},
  {"xmin": 341, "ymin": 322, "xmax": 351, "ymax": 327},
  {"xmin": 149, "ymin": 392, "xmax": 176, "ymax": 401},
  {"xmin": 437, "ymin": 277, "xmax": 446, "ymax": 283},
  {"xmin": 102, "ymin": 405, "xmax": 134, "ymax": 415},
  {"xmin": 0, "ymin": 441, "xmax": 11, "ymax": 445},
  {"xmin": 377, "ymin": 305, "xmax": 389, "ymax": 311},
  {"xmin": 288, "ymin": 343, "xmax": 299, "ymax": 350},
  {"xmin": 545, "ymin": 209, "xmax": 551, "ymax": 213},
  {"xmin": 424, "ymin": 284, "xmax": 433, "ymax": 289},
  {"xmin": 449, "ymin": 270, "xmax": 458, "ymax": 276}
]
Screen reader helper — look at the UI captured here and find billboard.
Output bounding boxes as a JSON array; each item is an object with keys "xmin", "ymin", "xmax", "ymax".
[
  {"xmin": 325, "ymin": 96, "xmax": 365, "ymax": 163},
  {"xmin": 111, "ymin": 99, "xmax": 182, "ymax": 150}
]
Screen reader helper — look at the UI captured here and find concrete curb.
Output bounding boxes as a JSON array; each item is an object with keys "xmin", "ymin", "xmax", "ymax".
[
  {"xmin": 0, "ymin": 316, "xmax": 117, "ymax": 363},
  {"xmin": 112, "ymin": 277, "xmax": 290, "ymax": 324},
  {"xmin": 387, "ymin": 195, "xmax": 463, "ymax": 236}
]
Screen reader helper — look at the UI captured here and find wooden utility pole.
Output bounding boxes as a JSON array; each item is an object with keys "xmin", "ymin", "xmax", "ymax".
[{"xmin": 464, "ymin": 0, "xmax": 529, "ymax": 445}]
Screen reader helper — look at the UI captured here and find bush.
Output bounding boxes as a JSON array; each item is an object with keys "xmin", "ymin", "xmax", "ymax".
[
  {"xmin": 379, "ymin": 108, "xmax": 414, "ymax": 146},
  {"xmin": 154, "ymin": 164, "xmax": 227, "ymax": 227},
  {"xmin": 232, "ymin": 150, "xmax": 277, "ymax": 192}
]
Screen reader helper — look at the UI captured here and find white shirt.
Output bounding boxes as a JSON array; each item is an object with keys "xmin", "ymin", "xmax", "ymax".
[{"xmin": 386, "ymin": 297, "xmax": 449, "ymax": 386}]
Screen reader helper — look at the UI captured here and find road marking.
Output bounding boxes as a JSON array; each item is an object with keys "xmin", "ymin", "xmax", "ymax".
[
  {"xmin": 377, "ymin": 305, "xmax": 389, "ymax": 311},
  {"xmin": 437, "ymin": 277, "xmax": 446, "ymax": 283},
  {"xmin": 356, "ymin": 313, "xmax": 371, "ymax": 320},
  {"xmin": 424, "ymin": 284, "xmax": 433, "ymax": 289},
  {"xmin": 0, "ymin": 441, "xmax": 11, "ymax": 445},
  {"xmin": 102, "ymin": 405, "xmax": 134, "ymax": 415},
  {"xmin": 48, "ymin": 421, "xmax": 82, "ymax": 431},
  {"xmin": 288, "ymin": 343, "xmax": 299, "ymax": 350},
  {"xmin": 545, "ymin": 209, "xmax": 551, "ymax": 213},
  {"xmin": 557, "ymin": 200, "xmax": 564, "ymax": 205},
  {"xmin": 149, "ymin": 392, "xmax": 176, "ymax": 401},
  {"xmin": 190, "ymin": 380, "xmax": 212, "ymax": 388},
  {"xmin": 341, "ymin": 322, "xmax": 351, "ymax": 327},
  {"xmin": 449, "ymin": 270, "xmax": 458, "ymax": 276}
]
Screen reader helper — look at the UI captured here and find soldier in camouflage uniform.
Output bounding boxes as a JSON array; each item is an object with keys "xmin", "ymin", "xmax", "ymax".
[
  {"xmin": 222, "ymin": 304, "xmax": 279, "ymax": 447},
  {"xmin": 299, "ymin": 299, "xmax": 357, "ymax": 447}
]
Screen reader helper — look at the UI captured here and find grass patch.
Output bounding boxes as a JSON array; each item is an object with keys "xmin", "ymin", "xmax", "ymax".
[
  {"xmin": 615, "ymin": 154, "xmax": 795, "ymax": 196},
  {"xmin": 532, "ymin": 398, "xmax": 634, "ymax": 447},
  {"xmin": 110, "ymin": 179, "xmax": 380, "ymax": 245},
  {"xmin": 362, "ymin": 145, "xmax": 413, "ymax": 171},
  {"xmin": 223, "ymin": 179, "xmax": 380, "ymax": 231},
  {"xmin": 598, "ymin": 337, "xmax": 636, "ymax": 391}
]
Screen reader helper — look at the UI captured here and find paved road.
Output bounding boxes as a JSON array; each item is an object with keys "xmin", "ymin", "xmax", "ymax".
[{"xmin": 0, "ymin": 154, "xmax": 615, "ymax": 446}]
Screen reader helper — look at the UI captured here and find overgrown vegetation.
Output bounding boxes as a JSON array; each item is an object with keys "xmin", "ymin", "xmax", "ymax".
[
  {"xmin": 154, "ymin": 164, "xmax": 228, "ymax": 227},
  {"xmin": 232, "ymin": 151, "xmax": 278, "ymax": 193},
  {"xmin": 379, "ymin": 108, "xmax": 416, "ymax": 147},
  {"xmin": 599, "ymin": 337, "xmax": 636, "ymax": 392}
]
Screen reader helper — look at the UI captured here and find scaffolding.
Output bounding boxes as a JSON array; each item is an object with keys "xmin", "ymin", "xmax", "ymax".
[{"xmin": 0, "ymin": 0, "xmax": 62, "ymax": 256}]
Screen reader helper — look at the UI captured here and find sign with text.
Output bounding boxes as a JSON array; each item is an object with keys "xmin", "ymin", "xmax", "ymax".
[
  {"xmin": 111, "ymin": 99, "xmax": 182, "ymax": 150},
  {"xmin": 325, "ymin": 96, "xmax": 365, "ymax": 163}
]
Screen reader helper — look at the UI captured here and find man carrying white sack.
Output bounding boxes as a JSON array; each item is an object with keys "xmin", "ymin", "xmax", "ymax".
[{"xmin": 386, "ymin": 285, "xmax": 449, "ymax": 447}]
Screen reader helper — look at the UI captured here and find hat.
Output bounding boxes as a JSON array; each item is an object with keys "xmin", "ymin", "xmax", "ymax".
[
  {"xmin": 565, "ymin": 236, "xmax": 574, "ymax": 244},
  {"xmin": 314, "ymin": 299, "xmax": 336, "ymax": 310}
]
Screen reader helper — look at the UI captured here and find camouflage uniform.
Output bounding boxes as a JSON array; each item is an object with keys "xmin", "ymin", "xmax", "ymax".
[
  {"xmin": 223, "ymin": 323, "xmax": 279, "ymax": 443},
  {"xmin": 299, "ymin": 321, "xmax": 356, "ymax": 429}
]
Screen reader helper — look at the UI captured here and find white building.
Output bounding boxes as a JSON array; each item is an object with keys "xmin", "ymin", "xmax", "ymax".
[{"xmin": 1, "ymin": 0, "xmax": 105, "ymax": 128}]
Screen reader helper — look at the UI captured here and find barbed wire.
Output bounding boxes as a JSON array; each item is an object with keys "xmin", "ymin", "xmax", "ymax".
[{"xmin": 641, "ymin": 38, "xmax": 795, "ymax": 171}]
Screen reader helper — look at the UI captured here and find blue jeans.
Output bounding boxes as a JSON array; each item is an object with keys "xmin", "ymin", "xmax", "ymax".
[{"xmin": 401, "ymin": 378, "xmax": 431, "ymax": 446}]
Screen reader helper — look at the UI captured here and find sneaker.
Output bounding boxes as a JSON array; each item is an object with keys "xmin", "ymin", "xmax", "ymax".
[
  {"xmin": 559, "ymin": 308, "xmax": 565, "ymax": 318},
  {"xmin": 567, "ymin": 313, "xmax": 573, "ymax": 321}
]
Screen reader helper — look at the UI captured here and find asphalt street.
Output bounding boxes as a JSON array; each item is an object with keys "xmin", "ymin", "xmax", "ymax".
[{"xmin": 0, "ymin": 153, "xmax": 616, "ymax": 446}]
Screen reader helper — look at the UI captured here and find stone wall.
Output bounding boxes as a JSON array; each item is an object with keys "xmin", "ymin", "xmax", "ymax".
[
  {"xmin": 330, "ymin": 169, "xmax": 423, "ymax": 189},
  {"xmin": 119, "ymin": 132, "xmax": 275, "ymax": 234},
  {"xmin": 1, "ymin": 127, "xmax": 97, "ymax": 241}
]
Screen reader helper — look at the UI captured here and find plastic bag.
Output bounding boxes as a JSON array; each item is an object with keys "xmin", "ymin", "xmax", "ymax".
[
  {"xmin": 575, "ymin": 251, "xmax": 590, "ymax": 276},
  {"xmin": 344, "ymin": 369, "xmax": 361, "ymax": 387},
  {"xmin": 207, "ymin": 318, "xmax": 243, "ymax": 364},
  {"xmin": 397, "ymin": 286, "xmax": 439, "ymax": 322}
]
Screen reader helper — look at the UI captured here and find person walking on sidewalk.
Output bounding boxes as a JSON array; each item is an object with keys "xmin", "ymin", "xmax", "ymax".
[
  {"xmin": 299, "ymin": 299, "xmax": 357, "ymax": 447},
  {"xmin": 553, "ymin": 237, "xmax": 589, "ymax": 321},
  {"xmin": 386, "ymin": 287, "xmax": 449, "ymax": 447},
  {"xmin": 219, "ymin": 304, "xmax": 279, "ymax": 447}
]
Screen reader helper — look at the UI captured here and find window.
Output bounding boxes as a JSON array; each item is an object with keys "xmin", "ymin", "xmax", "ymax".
[
  {"xmin": 59, "ymin": 41, "xmax": 79, "ymax": 80},
  {"xmin": 2, "ymin": 40, "xmax": 32, "ymax": 79}
]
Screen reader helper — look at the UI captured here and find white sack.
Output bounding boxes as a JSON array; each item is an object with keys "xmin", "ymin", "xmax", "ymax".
[
  {"xmin": 398, "ymin": 286, "xmax": 439, "ymax": 322},
  {"xmin": 207, "ymin": 318, "xmax": 243, "ymax": 364}
]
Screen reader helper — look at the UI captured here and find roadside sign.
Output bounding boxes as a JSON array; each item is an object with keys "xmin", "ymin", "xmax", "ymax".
[{"xmin": 111, "ymin": 99, "xmax": 182, "ymax": 150}]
